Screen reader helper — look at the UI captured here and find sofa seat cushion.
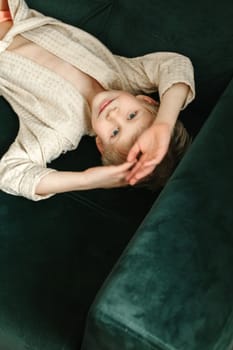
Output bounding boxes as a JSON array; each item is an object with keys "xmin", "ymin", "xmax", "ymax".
[{"xmin": 81, "ymin": 78, "xmax": 233, "ymax": 350}]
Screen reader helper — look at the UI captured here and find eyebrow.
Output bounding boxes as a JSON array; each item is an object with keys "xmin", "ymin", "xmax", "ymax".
[
  {"xmin": 115, "ymin": 121, "xmax": 143, "ymax": 151},
  {"xmin": 114, "ymin": 107, "xmax": 154, "ymax": 148}
]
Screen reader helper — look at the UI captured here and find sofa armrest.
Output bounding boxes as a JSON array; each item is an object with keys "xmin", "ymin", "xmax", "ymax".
[{"xmin": 81, "ymin": 77, "xmax": 233, "ymax": 350}]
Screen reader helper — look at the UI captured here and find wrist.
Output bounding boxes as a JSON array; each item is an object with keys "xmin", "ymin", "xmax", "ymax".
[
  {"xmin": 154, "ymin": 102, "xmax": 180, "ymax": 131},
  {"xmin": 36, "ymin": 170, "xmax": 88, "ymax": 195},
  {"xmin": 154, "ymin": 82, "xmax": 189, "ymax": 128},
  {"xmin": 153, "ymin": 112, "xmax": 177, "ymax": 132}
]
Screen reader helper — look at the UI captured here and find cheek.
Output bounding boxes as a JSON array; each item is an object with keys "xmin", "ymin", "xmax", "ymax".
[
  {"xmin": 92, "ymin": 120, "xmax": 108, "ymax": 140},
  {"xmin": 91, "ymin": 117, "xmax": 101, "ymax": 132}
]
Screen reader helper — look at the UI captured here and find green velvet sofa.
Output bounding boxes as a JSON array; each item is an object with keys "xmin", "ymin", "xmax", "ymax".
[
  {"xmin": 81, "ymin": 77, "xmax": 233, "ymax": 350},
  {"xmin": 0, "ymin": 1, "xmax": 233, "ymax": 350}
]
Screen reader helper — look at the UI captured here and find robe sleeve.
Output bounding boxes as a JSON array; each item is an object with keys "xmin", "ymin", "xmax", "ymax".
[
  {"xmin": 0, "ymin": 121, "xmax": 57, "ymax": 201},
  {"xmin": 114, "ymin": 51, "xmax": 195, "ymax": 109}
]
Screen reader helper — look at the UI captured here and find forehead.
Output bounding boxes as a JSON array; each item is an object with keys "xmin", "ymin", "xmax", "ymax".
[{"xmin": 121, "ymin": 93, "xmax": 146, "ymax": 107}]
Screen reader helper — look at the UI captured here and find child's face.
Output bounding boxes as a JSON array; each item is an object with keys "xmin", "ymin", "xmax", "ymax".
[{"xmin": 91, "ymin": 90, "xmax": 155, "ymax": 153}]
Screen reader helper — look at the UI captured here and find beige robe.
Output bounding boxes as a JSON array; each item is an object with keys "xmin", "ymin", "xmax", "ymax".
[{"xmin": 0, "ymin": 0, "xmax": 195, "ymax": 200}]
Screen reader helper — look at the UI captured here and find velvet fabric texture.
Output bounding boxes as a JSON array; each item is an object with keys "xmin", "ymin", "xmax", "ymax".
[
  {"xmin": 0, "ymin": 1, "xmax": 155, "ymax": 349},
  {"xmin": 1, "ymin": 0, "xmax": 233, "ymax": 349},
  {"xmin": 0, "ymin": 191, "xmax": 152, "ymax": 350},
  {"xmin": 81, "ymin": 78, "xmax": 233, "ymax": 350}
]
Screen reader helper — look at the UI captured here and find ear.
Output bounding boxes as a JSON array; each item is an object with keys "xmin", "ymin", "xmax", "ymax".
[
  {"xmin": 95, "ymin": 136, "xmax": 104, "ymax": 154},
  {"xmin": 136, "ymin": 95, "xmax": 159, "ymax": 106}
]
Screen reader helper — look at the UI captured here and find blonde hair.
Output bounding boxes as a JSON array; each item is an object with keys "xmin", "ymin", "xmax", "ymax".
[{"xmin": 101, "ymin": 102, "xmax": 192, "ymax": 191}]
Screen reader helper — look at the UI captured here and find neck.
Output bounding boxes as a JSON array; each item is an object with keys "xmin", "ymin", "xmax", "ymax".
[{"xmin": 85, "ymin": 79, "xmax": 105, "ymax": 107}]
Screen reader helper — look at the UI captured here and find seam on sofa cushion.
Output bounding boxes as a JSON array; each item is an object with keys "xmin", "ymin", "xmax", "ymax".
[
  {"xmin": 78, "ymin": 1, "xmax": 113, "ymax": 29},
  {"xmin": 64, "ymin": 192, "xmax": 129, "ymax": 223},
  {"xmin": 212, "ymin": 310, "xmax": 233, "ymax": 350},
  {"xmin": 93, "ymin": 308, "xmax": 177, "ymax": 350}
]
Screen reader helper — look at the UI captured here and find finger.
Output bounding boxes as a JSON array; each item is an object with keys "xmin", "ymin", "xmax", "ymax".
[
  {"xmin": 127, "ymin": 143, "xmax": 141, "ymax": 162},
  {"xmin": 129, "ymin": 165, "xmax": 155, "ymax": 185},
  {"xmin": 126, "ymin": 152, "xmax": 150, "ymax": 181},
  {"xmin": 116, "ymin": 160, "xmax": 136, "ymax": 172},
  {"xmin": 126, "ymin": 159, "xmax": 145, "ymax": 181},
  {"xmin": 135, "ymin": 164, "xmax": 156, "ymax": 180},
  {"xmin": 144, "ymin": 159, "xmax": 159, "ymax": 167},
  {"xmin": 127, "ymin": 163, "xmax": 155, "ymax": 183},
  {"xmin": 144, "ymin": 155, "xmax": 163, "ymax": 167},
  {"xmin": 144, "ymin": 148, "xmax": 168, "ymax": 167}
]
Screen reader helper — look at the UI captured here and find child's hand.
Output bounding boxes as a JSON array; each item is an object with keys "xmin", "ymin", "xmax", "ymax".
[
  {"xmin": 36, "ymin": 161, "xmax": 136, "ymax": 196},
  {"xmin": 126, "ymin": 122, "xmax": 173, "ymax": 185},
  {"xmin": 84, "ymin": 161, "xmax": 135, "ymax": 189}
]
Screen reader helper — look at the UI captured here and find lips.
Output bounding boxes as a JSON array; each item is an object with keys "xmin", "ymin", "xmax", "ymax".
[{"xmin": 98, "ymin": 99, "xmax": 113, "ymax": 116}]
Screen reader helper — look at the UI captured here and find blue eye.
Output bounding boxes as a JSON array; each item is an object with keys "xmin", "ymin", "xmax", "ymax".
[
  {"xmin": 128, "ymin": 111, "xmax": 137, "ymax": 120},
  {"xmin": 111, "ymin": 128, "xmax": 119, "ymax": 138}
]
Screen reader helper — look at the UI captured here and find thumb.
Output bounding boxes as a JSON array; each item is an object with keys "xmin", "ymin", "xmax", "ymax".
[{"xmin": 114, "ymin": 160, "xmax": 136, "ymax": 172}]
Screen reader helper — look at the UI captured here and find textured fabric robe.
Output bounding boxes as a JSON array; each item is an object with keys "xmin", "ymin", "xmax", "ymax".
[{"xmin": 0, "ymin": 0, "xmax": 195, "ymax": 200}]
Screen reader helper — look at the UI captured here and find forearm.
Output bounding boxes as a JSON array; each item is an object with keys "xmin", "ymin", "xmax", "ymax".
[
  {"xmin": 126, "ymin": 82, "xmax": 190, "ymax": 182},
  {"xmin": 36, "ymin": 171, "xmax": 86, "ymax": 196},
  {"xmin": 36, "ymin": 162, "xmax": 133, "ymax": 196},
  {"xmin": 155, "ymin": 82, "xmax": 190, "ymax": 129}
]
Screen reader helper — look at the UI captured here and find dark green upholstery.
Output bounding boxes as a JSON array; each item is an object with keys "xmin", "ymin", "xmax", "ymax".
[
  {"xmin": 81, "ymin": 78, "xmax": 233, "ymax": 350},
  {"xmin": 1, "ymin": 0, "xmax": 233, "ymax": 349}
]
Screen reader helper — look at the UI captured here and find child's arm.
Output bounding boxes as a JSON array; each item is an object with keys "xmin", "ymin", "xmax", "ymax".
[
  {"xmin": 127, "ymin": 82, "xmax": 190, "ymax": 185},
  {"xmin": 35, "ymin": 162, "xmax": 135, "ymax": 197},
  {"xmin": 0, "ymin": 135, "xmax": 134, "ymax": 200},
  {"xmin": 114, "ymin": 51, "xmax": 195, "ymax": 185}
]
